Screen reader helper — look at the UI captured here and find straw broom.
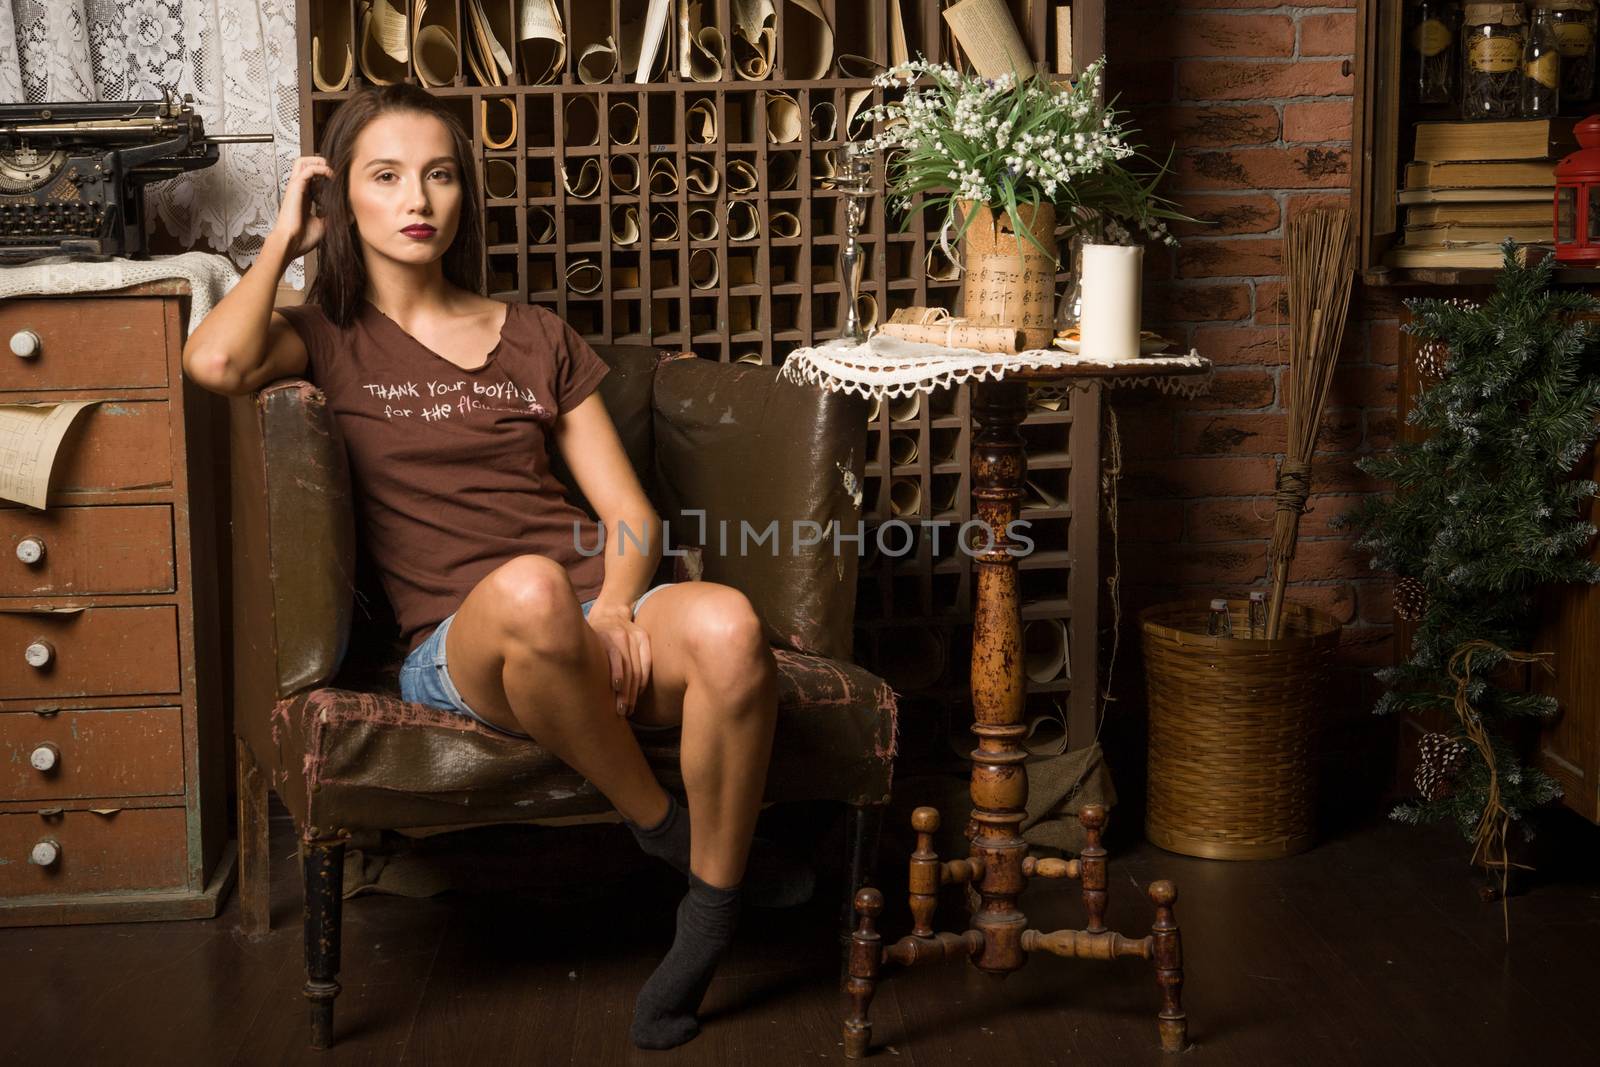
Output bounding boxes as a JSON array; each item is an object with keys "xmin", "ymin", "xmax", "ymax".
[{"xmin": 1266, "ymin": 208, "xmax": 1355, "ymax": 639}]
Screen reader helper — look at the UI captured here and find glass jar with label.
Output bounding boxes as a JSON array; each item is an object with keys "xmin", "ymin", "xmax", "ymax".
[
  {"xmin": 1462, "ymin": 4, "xmax": 1529, "ymax": 119},
  {"xmin": 1545, "ymin": 0, "xmax": 1597, "ymax": 101},
  {"xmin": 1524, "ymin": 3, "xmax": 1563, "ymax": 115},
  {"xmin": 1410, "ymin": 0, "xmax": 1460, "ymax": 104}
]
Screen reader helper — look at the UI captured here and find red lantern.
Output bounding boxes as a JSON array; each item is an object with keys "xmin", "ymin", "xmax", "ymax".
[{"xmin": 1555, "ymin": 115, "xmax": 1600, "ymax": 265}]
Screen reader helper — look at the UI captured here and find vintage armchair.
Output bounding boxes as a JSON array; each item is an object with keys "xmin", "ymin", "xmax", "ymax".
[{"xmin": 228, "ymin": 344, "xmax": 897, "ymax": 1049}]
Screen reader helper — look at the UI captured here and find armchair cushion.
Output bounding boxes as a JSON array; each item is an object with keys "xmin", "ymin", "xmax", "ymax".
[{"xmin": 264, "ymin": 649, "xmax": 896, "ymax": 840}]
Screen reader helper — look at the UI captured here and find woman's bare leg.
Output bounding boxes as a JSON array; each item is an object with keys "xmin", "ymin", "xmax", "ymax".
[
  {"xmin": 442, "ymin": 555, "xmax": 671, "ymax": 827},
  {"xmin": 630, "ymin": 583, "xmax": 779, "ymax": 889}
]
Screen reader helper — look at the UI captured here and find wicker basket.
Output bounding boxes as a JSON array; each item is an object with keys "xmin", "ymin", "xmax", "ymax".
[{"xmin": 1140, "ymin": 600, "xmax": 1341, "ymax": 860}]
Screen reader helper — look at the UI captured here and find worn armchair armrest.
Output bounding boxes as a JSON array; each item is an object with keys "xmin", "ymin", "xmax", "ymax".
[
  {"xmin": 651, "ymin": 355, "xmax": 871, "ymax": 662},
  {"xmin": 230, "ymin": 379, "xmax": 357, "ymax": 759}
]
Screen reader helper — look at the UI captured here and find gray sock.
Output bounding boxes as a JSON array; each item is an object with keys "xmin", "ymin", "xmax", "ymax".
[
  {"xmin": 624, "ymin": 793, "xmax": 691, "ymax": 878},
  {"xmin": 629, "ymin": 871, "xmax": 741, "ymax": 1050}
]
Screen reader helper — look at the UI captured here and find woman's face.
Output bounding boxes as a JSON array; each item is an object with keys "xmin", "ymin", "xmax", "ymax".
[{"xmin": 346, "ymin": 110, "xmax": 462, "ymax": 267}]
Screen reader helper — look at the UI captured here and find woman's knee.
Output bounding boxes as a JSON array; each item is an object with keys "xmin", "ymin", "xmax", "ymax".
[
  {"xmin": 481, "ymin": 555, "xmax": 582, "ymax": 656},
  {"xmin": 684, "ymin": 586, "xmax": 776, "ymax": 697}
]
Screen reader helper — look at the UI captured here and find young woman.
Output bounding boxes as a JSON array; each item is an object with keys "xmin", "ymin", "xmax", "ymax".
[{"xmin": 182, "ymin": 84, "xmax": 778, "ymax": 1050}]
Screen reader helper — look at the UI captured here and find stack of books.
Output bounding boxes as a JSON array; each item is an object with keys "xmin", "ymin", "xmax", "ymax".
[{"xmin": 1387, "ymin": 118, "xmax": 1571, "ymax": 269}]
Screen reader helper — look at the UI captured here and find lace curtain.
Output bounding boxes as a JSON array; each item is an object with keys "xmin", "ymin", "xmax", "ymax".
[{"xmin": 0, "ymin": 0, "xmax": 304, "ymax": 285}]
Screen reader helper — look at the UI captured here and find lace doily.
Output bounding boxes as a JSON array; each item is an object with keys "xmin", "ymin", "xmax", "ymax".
[
  {"xmin": 780, "ymin": 335, "xmax": 1214, "ymax": 401},
  {"xmin": 0, "ymin": 250, "xmax": 241, "ymax": 331}
]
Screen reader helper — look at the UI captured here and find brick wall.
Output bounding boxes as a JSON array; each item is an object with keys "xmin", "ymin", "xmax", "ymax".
[{"xmin": 1105, "ymin": 2, "xmax": 1397, "ymax": 813}]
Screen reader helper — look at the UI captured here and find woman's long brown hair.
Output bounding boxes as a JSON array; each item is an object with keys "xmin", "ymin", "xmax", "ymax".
[{"xmin": 308, "ymin": 84, "xmax": 483, "ymax": 326}]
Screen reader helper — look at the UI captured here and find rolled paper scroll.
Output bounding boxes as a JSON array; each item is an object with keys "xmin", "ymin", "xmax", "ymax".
[
  {"xmin": 483, "ymin": 157, "xmax": 519, "ymax": 201},
  {"xmin": 942, "ymin": 0, "xmax": 1036, "ymax": 80},
  {"xmin": 889, "ymin": 0, "xmax": 910, "ymax": 66},
  {"xmin": 610, "ymin": 205, "xmax": 641, "ymax": 245},
  {"xmin": 413, "ymin": 0, "xmax": 460, "ymax": 86},
  {"xmin": 866, "ymin": 395, "xmax": 883, "ymax": 423},
  {"xmin": 578, "ymin": 37, "xmax": 619, "ymax": 83},
  {"xmin": 734, "ymin": 350, "xmax": 765, "ymax": 365},
  {"xmin": 887, "ymin": 392, "xmax": 921, "ymax": 422},
  {"xmin": 1022, "ymin": 618, "xmax": 1070, "ymax": 683},
  {"xmin": 516, "ymin": 0, "xmax": 566, "ymax": 85},
  {"xmin": 608, "ymin": 100, "xmax": 641, "ymax": 146},
  {"xmin": 562, "ymin": 157, "xmax": 602, "ymax": 198},
  {"xmin": 687, "ymin": 156, "xmax": 722, "ymax": 194},
  {"xmin": 685, "ymin": 2, "xmax": 727, "ymax": 81},
  {"xmin": 686, "ymin": 98, "xmax": 718, "ymax": 144},
  {"xmin": 686, "ymin": 206, "xmax": 720, "ymax": 241},
  {"xmin": 810, "ymin": 100, "xmax": 837, "ymax": 142},
  {"xmin": 888, "ymin": 477, "xmax": 923, "ymax": 519},
  {"xmin": 609, "ymin": 154, "xmax": 641, "ymax": 194},
  {"xmin": 465, "ymin": 0, "xmax": 515, "ymax": 85},
  {"xmin": 566, "ymin": 259, "xmax": 603, "ymax": 294},
  {"xmin": 726, "ymin": 200, "xmax": 761, "ymax": 242},
  {"xmin": 731, "ymin": 0, "xmax": 776, "ymax": 80},
  {"xmin": 932, "ymin": 476, "xmax": 959, "ymax": 513},
  {"xmin": 925, "ymin": 243, "xmax": 961, "ymax": 282},
  {"xmin": 359, "ymin": 0, "xmax": 409, "ymax": 84},
  {"xmin": 844, "ymin": 86, "xmax": 874, "ymax": 140},
  {"xmin": 814, "ymin": 148, "xmax": 837, "ymax": 180},
  {"xmin": 630, "ymin": 0, "xmax": 674, "ymax": 83},
  {"xmin": 769, "ymin": 210, "xmax": 800, "ymax": 239},
  {"xmin": 769, "ymin": 152, "xmax": 799, "ymax": 191},
  {"xmin": 564, "ymin": 95, "xmax": 599, "ymax": 146},
  {"xmin": 527, "ymin": 205, "xmax": 556, "ymax": 244},
  {"xmin": 1022, "ymin": 477, "xmax": 1063, "ymax": 512},
  {"xmin": 648, "ymin": 156, "xmax": 680, "ymax": 195},
  {"xmin": 856, "ymin": 293, "xmax": 880, "ymax": 332},
  {"xmin": 725, "ymin": 159, "xmax": 758, "ymax": 194},
  {"xmin": 765, "ymin": 91, "xmax": 803, "ymax": 144},
  {"xmin": 312, "ymin": 2, "xmax": 354, "ymax": 91},
  {"xmin": 481, "ymin": 96, "xmax": 518, "ymax": 149},
  {"xmin": 877, "ymin": 307, "xmax": 1024, "ymax": 354},
  {"xmin": 784, "ymin": 0, "xmax": 835, "ymax": 80},
  {"xmin": 889, "ymin": 432, "xmax": 918, "ymax": 466},
  {"xmin": 649, "ymin": 205, "xmax": 679, "ymax": 242},
  {"xmin": 688, "ymin": 248, "xmax": 720, "ymax": 289}
]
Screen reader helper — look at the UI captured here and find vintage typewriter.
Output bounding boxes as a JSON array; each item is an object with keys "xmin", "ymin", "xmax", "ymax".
[{"xmin": 0, "ymin": 94, "xmax": 271, "ymax": 262}]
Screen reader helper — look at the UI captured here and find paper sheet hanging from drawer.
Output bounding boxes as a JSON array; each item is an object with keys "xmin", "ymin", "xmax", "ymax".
[{"xmin": 0, "ymin": 400, "xmax": 97, "ymax": 510}]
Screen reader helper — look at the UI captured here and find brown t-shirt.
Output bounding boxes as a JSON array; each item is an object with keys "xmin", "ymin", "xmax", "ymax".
[{"xmin": 275, "ymin": 300, "xmax": 610, "ymax": 650}]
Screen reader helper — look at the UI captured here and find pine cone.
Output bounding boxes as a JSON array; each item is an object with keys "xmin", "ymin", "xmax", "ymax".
[
  {"xmin": 1415, "ymin": 732, "xmax": 1468, "ymax": 802},
  {"xmin": 1395, "ymin": 577, "xmax": 1427, "ymax": 622},
  {"xmin": 1416, "ymin": 340, "xmax": 1449, "ymax": 381}
]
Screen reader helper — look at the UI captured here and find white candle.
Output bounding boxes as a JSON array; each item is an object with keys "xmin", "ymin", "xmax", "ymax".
[{"xmin": 1079, "ymin": 243, "xmax": 1144, "ymax": 361}]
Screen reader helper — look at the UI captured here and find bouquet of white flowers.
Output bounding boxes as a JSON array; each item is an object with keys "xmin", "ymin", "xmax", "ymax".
[{"xmin": 865, "ymin": 58, "xmax": 1187, "ymax": 254}]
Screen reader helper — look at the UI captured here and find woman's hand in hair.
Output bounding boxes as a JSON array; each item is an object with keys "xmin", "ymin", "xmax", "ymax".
[
  {"xmin": 270, "ymin": 155, "xmax": 334, "ymax": 260},
  {"xmin": 586, "ymin": 605, "xmax": 652, "ymax": 719}
]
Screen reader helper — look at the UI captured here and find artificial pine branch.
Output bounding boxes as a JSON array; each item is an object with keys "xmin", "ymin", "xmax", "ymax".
[{"xmin": 1343, "ymin": 241, "xmax": 1600, "ymax": 847}]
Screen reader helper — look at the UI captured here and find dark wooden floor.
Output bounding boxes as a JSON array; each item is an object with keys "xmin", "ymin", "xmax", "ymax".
[{"xmin": 6, "ymin": 809, "xmax": 1599, "ymax": 1066}]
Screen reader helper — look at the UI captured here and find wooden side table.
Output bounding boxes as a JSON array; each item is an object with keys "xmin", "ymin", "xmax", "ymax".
[
  {"xmin": 1, "ymin": 280, "xmax": 235, "ymax": 925},
  {"xmin": 826, "ymin": 359, "xmax": 1212, "ymax": 1057}
]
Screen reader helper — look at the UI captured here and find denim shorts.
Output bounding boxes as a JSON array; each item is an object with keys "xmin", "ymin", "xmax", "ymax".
[{"xmin": 399, "ymin": 583, "xmax": 677, "ymax": 739}]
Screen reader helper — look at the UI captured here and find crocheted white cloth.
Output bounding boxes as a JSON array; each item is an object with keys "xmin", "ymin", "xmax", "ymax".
[
  {"xmin": 0, "ymin": 252, "xmax": 241, "ymax": 334},
  {"xmin": 780, "ymin": 335, "xmax": 1213, "ymax": 400}
]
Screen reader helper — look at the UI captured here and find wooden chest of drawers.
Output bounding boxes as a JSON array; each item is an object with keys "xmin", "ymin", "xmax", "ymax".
[{"xmin": 1, "ymin": 282, "xmax": 234, "ymax": 925}]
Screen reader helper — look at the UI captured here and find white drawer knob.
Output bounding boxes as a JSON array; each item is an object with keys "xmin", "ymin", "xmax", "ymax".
[
  {"xmin": 30, "ymin": 839, "xmax": 60, "ymax": 867},
  {"xmin": 9, "ymin": 330, "xmax": 41, "ymax": 358},
  {"xmin": 30, "ymin": 743, "xmax": 59, "ymax": 772},
  {"xmin": 24, "ymin": 640, "xmax": 54, "ymax": 669},
  {"xmin": 16, "ymin": 537, "xmax": 44, "ymax": 565}
]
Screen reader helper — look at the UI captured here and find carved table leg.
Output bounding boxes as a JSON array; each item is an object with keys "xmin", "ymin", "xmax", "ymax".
[
  {"xmin": 1149, "ymin": 880, "xmax": 1187, "ymax": 1052},
  {"xmin": 843, "ymin": 888, "xmax": 884, "ymax": 1059},
  {"xmin": 302, "ymin": 838, "xmax": 346, "ymax": 1050},
  {"xmin": 968, "ymin": 378, "xmax": 1031, "ymax": 975},
  {"xmin": 1079, "ymin": 803, "xmax": 1109, "ymax": 934}
]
